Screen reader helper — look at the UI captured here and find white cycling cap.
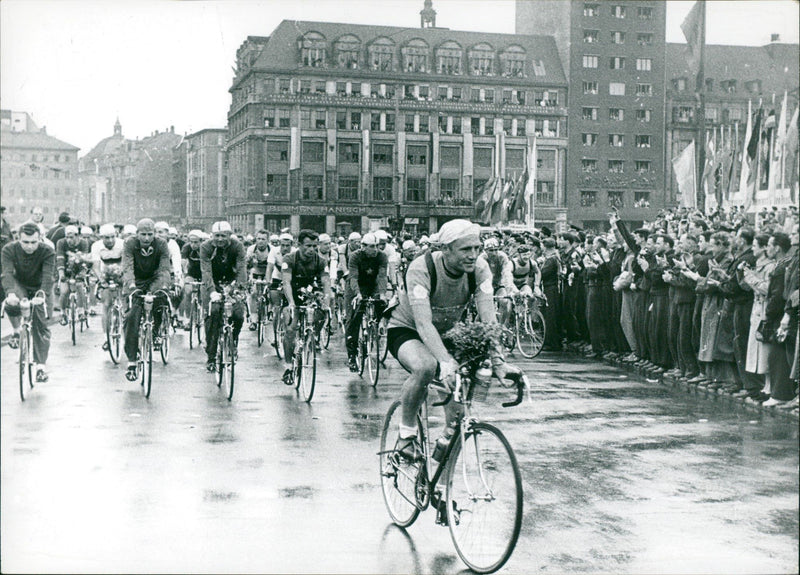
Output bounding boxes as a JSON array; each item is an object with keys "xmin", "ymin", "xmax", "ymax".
[
  {"xmin": 168, "ymin": 227, "xmax": 177, "ymax": 235},
  {"xmin": 374, "ymin": 229, "xmax": 389, "ymax": 241},
  {"xmin": 419, "ymin": 235, "xmax": 430, "ymax": 244},
  {"xmin": 65, "ymin": 225, "xmax": 79, "ymax": 235},
  {"xmin": 211, "ymin": 221, "xmax": 232, "ymax": 233},
  {"xmin": 99, "ymin": 224, "xmax": 116, "ymax": 236},
  {"xmin": 80, "ymin": 226, "xmax": 94, "ymax": 236},
  {"xmin": 348, "ymin": 231, "xmax": 362, "ymax": 241},
  {"xmin": 154, "ymin": 221, "xmax": 170, "ymax": 231},
  {"xmin": 318, "ymin": 233, "xmax": 331, "ymax": 242},
  {"xmin": 269, "ymin": 234, "xmax": 280, "ymax": 242},
  {"xmin": 361, "ymin": 233, "xmax": 377, "ymax": 246},
  {"xmin": 122, "ymin": 224, "xmax": 137, "ymax": 235},
  {"xmin": 187, "ymin": 229, "xmax": 203, "ymax": 239},
  {"xmin": 438, "ymin": 219, "xmax": 480, "ymax": 246},
  {"xmin": 279, "ymin": 232, "xmax": 293, "ymax": 241},
  {"xmin": 429, "ymin": 232, "xmax": 440, "ymax": 244},
  {"xmin": 402, "ymin": 240, "xmax": 416, "ymax": 250},
  {"xmin": 483, "ymin": 237, "xmax": 500, "ymax": 249}
]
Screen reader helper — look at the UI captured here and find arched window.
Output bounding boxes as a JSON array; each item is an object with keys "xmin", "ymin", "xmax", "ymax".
[
  {"xmin": 436, "ymin": 40, "xmax": 463, "ymax": 75},
  {"xmin": 335, "ymin": 34, "xmax": 361, "ymax": 70},
  {"xmin": 469, "ymin": 42, "xmax": 495, "ymax": 76},
  {"xmin": 500, "ymin": 45, "xmax": 526, "ymax": 78},
  {"xmin": 368, "ymin": 36, "xmax": 395, "ymax": 72},
  {"xmin": 401, "ymin": 38, "xmax": 429, "ymax": 73},
  {"xmin": 299, "ymin": 31, "xmax": 327, "ymax": 68}
]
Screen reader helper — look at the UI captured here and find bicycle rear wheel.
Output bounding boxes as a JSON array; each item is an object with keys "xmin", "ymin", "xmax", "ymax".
[
  {"xmin": 19, "ymin": 326, "xmax": 33, "ymax": 401},
  {"xmin": 379, "ymin": 400, "xmax": 424, "ymax": 528},
  {"xmin": 107, "ymin": 306, "xmax": 122, "ymax": 364},
  {"xmin": 70, "ymin": 299, "xmax": 77, "ymax": 345},
  {"xmin": 141, "ymin": 329, "xmax": 153, "ymax": 399},
  {"xmin": 367, "ymin": 325, "xmax": 380, "ymax": 387},
  {"xmin": 298, "ymin": 331, "xmax": 316, "ymax": 402},
  {"xmin": 445, "ymin": 422, "xmax": 522, "ymax": 574},
  {"xmin": 274, "ymin": 314, "xmax": 286, "ymax": 359},
  {"xmin": 159, "ymin": 308, "xmax": 171, "ymax": 364},
  {"xmin": 527, "ymin": 310, "xmax": 546, "ymax": 358},
  {"xmin": 515, "ymin": 314, "xmax": 538, "ymax": 359},
  {"xmin": 256, "ymin": 300, "xmax": 266, "ymax": 347}
]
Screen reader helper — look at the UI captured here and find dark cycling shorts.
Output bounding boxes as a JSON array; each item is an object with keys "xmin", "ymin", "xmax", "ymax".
[
  {"xmin": 387, "ymin": 326, "xmax": 422, "ymax": 361},
  {"xmin": 269, "ymin": 278, "xmax": 282, "ymax": 291}
]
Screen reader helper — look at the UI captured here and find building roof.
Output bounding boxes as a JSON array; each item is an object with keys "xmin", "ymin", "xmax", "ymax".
[
  {"xmin": 82, "ymin": 134, "xmax": 127, "ymax": 161},
  {"xmin": 0, "ymin": 127, "xmax": 79, "ymax": 152},
  {"xmin": 666, "ymin": 42, "xmax": 799, "ymax": 99},
  {"xmin": 244, "ymin": 19, "xmax": 567, "ymax": 85}
]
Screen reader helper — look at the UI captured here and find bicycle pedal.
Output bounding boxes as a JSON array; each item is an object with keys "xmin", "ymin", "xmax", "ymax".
[{"xmin": 435, "ymin": 499, "xmax": 449, "ymax": 526}]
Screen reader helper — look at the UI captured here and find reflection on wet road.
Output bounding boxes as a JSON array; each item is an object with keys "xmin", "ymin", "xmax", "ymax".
[{"xmin": 1, "ymin": 325, "xmax": 797, "ymax": 573}]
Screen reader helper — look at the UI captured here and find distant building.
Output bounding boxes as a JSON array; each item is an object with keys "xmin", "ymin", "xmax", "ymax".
[
  {"xmin": 0, "ymin": 110, "xmax": 80, "ymax": 227},
  {"xmin": 517, "ymin": 0, "xmax": 668, "ymax": 231},
  {"xmin": 665, "ymin": 36, "xmax": 799, "ymax": 208},
  {"xmin": 226, "ymin": 14, "xmax": 569, "ymax": 236},
  {"xmin": 185, "ymin": 129, "xmax": 227, "ymax": 229},
  {"xmin": 79, "ymin": 120, "xmax": 184, "ymax": 225}
]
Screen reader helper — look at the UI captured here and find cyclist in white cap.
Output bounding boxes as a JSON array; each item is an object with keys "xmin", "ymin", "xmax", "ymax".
[
  {"xmin": 339, "ymin": 231, "xmax": 362, "ymax": 323},
  {"xmin": 121, "ymin": 224, "xmax": 137, "ymax": 240},
  {"xmin": 246, "ymin": 229, "xmax": 271, "ymax": 330},
  {"xmin": 178, "ymin": 229, "xmax": 204, "ymax": 327},
  {"xmin": 265, "ymin": 231, "xmax": 294, "ymax": 346},
  {"xmin": 55, "ymin": 224, "xmax": 91, "ymax": 325},
  {"xmin": 154, "ymin": 221, "xmax": 183, "ymax": 288},
  {"xmin": 91, "ymin": 224, "xmax": 124, "ymax": 337},
  {"xmin": 200, "ymin": 221, "xmax": 247, "ymax": 372}
]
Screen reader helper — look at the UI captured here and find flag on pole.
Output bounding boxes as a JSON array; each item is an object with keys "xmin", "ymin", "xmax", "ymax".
[
  {"xmin": 740, "ymin": 101, "xmax": 754, "ymax": 207},
  {"xmin": 673, "ymin": 141, "xmax": 697, "ymax": 208},
  {"xmin": 681, "ymin": 1, "xmax": 705, "ymax": 88},
  {"xmin": 769, "ymin": 92, "xmax": 788, "ymax": 199},
  {"xmin": 474, "ymin": 176, "xmax": 496, "ymax": 222},
  {"xmin": 783, "ymin": 106, "xmax": 799, "ymax": 202}
]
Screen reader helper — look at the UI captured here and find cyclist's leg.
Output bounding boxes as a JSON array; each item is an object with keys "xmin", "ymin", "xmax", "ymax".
[
  {"xmin": 393, "ymin": 336, "xmax": 438, "ymax": 430},
  {"xmin": 123, "ymin": 297, "xmax": 143, "ymax": 363},
  {"xmin": 345, "ymin": 301, "xmax": 364, "ymax": 360},
  {"xmin": 231, "ymin": 300, "xmax": 246, "ymax": 346},
  {"xmin": 59, "ymin": 281, "xmax": 69, "ymax": 319},
  {"xmin": 206, "ymin": 301, "xmax": 223, "ymax": 363},
  {"xmin": 269, "ymin": 286, "xmax": 282, "ymax": 330},
  {"xmin": 31, "ymin": 296, "xmax": 51, "ymax": 366},
  {"xmin": 4, "ymin": 298, "xmax": 22, "ymax": 336},
  {"xmin": 178, "ymin": 282, "xmax": 193, "ymax": 322},
  {"xmin": 77, "ymin": 281, "xmax": 88, "ymax": 315},
  {"xmin": 283, "ymin": 305, "xmax": 298, "ymax": 364},
  {"xmin": 101, "ymin": 287, "xmax": 113, "ymax": 332},
  {"xmin": 248, "ymin": 282, "xmax": 259, "ymax": 327}
]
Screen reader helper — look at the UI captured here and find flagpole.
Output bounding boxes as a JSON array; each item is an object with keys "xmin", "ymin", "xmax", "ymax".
[{"xmin": 695, "ymin": 0, "xmax": 707, "ymax": 211}]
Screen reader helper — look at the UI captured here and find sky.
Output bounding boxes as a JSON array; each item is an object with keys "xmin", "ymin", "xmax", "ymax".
[{"xmin": 1, "ymin": 0, "xmax": 798, "ymax": 154}]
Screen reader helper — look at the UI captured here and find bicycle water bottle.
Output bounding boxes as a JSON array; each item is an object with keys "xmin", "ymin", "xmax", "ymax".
[
  {"xmin": 224, "ymin": 300, "xmax": 233, "ymax": 318},
  {"xmin": 432, "ymin": 421, "xmax": 457, "ymax": 462},
  {"xmin": 471, "ymin": 361, "xmax": 493, "ymax": 402}
]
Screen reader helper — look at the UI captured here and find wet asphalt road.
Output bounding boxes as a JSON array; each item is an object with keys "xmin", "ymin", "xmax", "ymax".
[{"xmin": 1, "ymin": 317, "xmax": 798, "ymax": 574}]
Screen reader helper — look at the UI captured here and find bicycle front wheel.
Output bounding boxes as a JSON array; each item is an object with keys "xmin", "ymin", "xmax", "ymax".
[
  {"xmin": 379, "ymin": 400, "xmax": 423, "ymax": 528},
  {"xmin": 189, "ymin": 301, "xmax": 197, "ymax": 349},
  {"xmin": 320, "ymin": 310, "xmax": 332, "ymax": 350},
  {"xmin": 274, "ymin": 314, "xmax": 286, "ymax": 359},
  {"xmin": 257, "ymin": 300, "xmax": 266, "ymax": 347},
  {"xmin": 526, "ymin": 310, "xmax": 546, "ymax": 358},
  {"xmin": 224, "ymin": 331, "xmax": 235, "ymax": 401},
  {"xmin": 515, "ymin": 314, "xmax": 538, "ymax": 359},
  {"xmin": 19, "ymin": 326, "xmax": 33, "ymax": 401},
  {"xmin": 141, "ymin": 329, "xmax": 153, "ymax": 399},
  {"xmin": 446, "ymin": 422, "xmax": 522, "ymax": 574},
  {"xmin": 379, "ymin": 320, "xmax": 389, "ymax": 365},
  {"xmin": 299, "ymin": 331, "xmax": 316, "ymax": 402},
  {"xmin": 367, "ymin": 325, "xmax": 380, "ymax": 387},
  {"xmin": 70, "ymin": 299, "xmax": 77, "ymax": 345},
  {"xmin": 159, "ymin": 308, "xmax": 171, "ymax": 364},
  {"xmin": 216, "ymin": 331, "xmax": 226, "ymax": 389},
  {"xmin": 107, "ymin": 306, "xmax": 122, "ymax": 364}
]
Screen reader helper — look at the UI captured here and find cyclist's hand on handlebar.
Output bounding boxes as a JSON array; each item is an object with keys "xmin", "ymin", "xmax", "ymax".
[
  {"xmin": 352, "ymin": 293, "xmax": 363, "ymax": 308},
  {"xmin": 492, "ymin": 361, "xmax": 523, "ymax": 386},
  {"xmin": 210, "ymin": 291, "xmax": 222, "ymax": 303},
  {"xmin": 5, "ymin": 293, "xmax": 20, "ymax": 306},
  {"xmin": 438, "ymin": 358, "xmax": 459, "ymax": 383},
  {"xmin": 31, "ymin": 296, "xmax": 45, "ymax": 306}
]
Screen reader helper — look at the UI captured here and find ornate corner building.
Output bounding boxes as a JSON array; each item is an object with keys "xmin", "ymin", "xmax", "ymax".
[{"xmin": 226, "ymin": 16, "xmax": 569, "ymax": 237}]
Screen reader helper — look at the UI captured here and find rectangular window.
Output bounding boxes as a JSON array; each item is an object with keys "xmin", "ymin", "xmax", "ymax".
[
  {"xmin": 635, "ymin": 160, "xmax": 651, "ymax": 173},
  {"xmin": 536, "ymin": 181, "xmax": 555, "ymax": 205},
  {"xmin": 705, "ymin": 106, "xmax": 718, "ymax": 121},
  {"xmin": 583, "ymin": 3, "xmax": 598, "ymax": 17},
  {"xmin": 451, "ymin": 87, "xmax": 462, "ymax": 101},
  {"xmin": 583, "ymin": 81, "xmax": 598, "ymax": 95},
  {"xmin": 419, "ymin": 114, "xmax": 429, "ymax": 133},
  {"xmin": 337, "ymin": 81, "xmax": 347, "ymax": 96},
  {"xmin": 406, "ymin": 177, "xmax": 426, "ymax": 202},
  {"xmin": 581, "ymin": 190, "xmax": 598, "ymax": 207},
  {"xmin": 609, "ymin": 108, "xmax": 624, "ymax": 121},
  {"xmin": 505, "ymin": 148, "xmax": 525, "ymax": 170},
  {"xmin": 609, "ymin": 82, "xmax": 625, "ymax": 96},
  {"xmin": 336, "ymin": 111, "xmax": 347, "ymax": 130},
  {"xmin": 485, "ymin": 118, "xmax": 494, "ymax": 136},
  {"xmin": 471, "ymin": 117, "xmax": 481, "ymax": 135},
  {"xmin": 728, "ymin": 107, "xmax": 742, "ymax": 121},
  {"xmin": 350, "ymin": 112, "xmax": 361, "ymax": 130},
  {"xmin": 438, "ymin": 114, "xmax": 448, "ymax": 133},
  {"xmin": 278, "ymin": 108, "xmax": 291, "ymax": 128},
  {"xmin": 583, "ymin": 29, "xmax": 599, "ymax": 43},
  {"xmin": 516, "ymin": 119, "xmax": 526, "ymax": 136},
  {"xmin": 611, "ymin": 5, "xmax": 626, "ymax": 18},
  {"xmin": 636, "ymin": 58, "xmax": 652, "ymax": 72},
  {"xmin": 502, "ymin": 89, "xmax": 513, "ymax": 104},
  {"xmin": 373, "ymin": 144, "xmax": 393, "ymax": 165},
  {"xmin": 339, "ymin": 142, "xmax": 360, "ymax": 163},
  {"xmin": 608, "ymin": 191, "xmax": 624, "ymax": 209},
  {"xmin": 315, "ymin": 80, "xmax": 326, "ymax": 93},
  {"xmin": 582, "ymin": 107, "xmax": 598, "ymax": 121},
  {"xmin": 440, "ymin": 178, "xmax": 460, "ymax": 201},
  {"xmin": 638, "ymin": 6, "xmax": 653, "ymax": 19},
  {"xmin": 634, "ymin": 191, "xmax": 650, "ymax": 207},
  {"xmin": 636, "ymin": 109, "xmax": 651, "ymax": 122},
  {"xmin": 503, "ymin": 117, "xmax": 513, "ymax": 134},
  {"xmin": 537, "ymin": 150, "xmax": 556, "ymax": 170},
  {"xmin": 517, "ymin": 91, "xmax": 527, "ymax": 105},
  {"xmin": 337, "ymin": 176, "xmax": 359, "ymax": 201},
  {"xmin": 315, "ymin": 109, "xmax": 326, "ymax": 129},
  {"xmin": 407, "ymin": 145, "xmax": 427, "ymax": 166},
  {"xmin": 419, "ymin": 85, "xmax": 430, "ymax": 99},
  {"xmin": 582, "ymin": 133, "xmax": 598, "ymax": 146},
  {"xmin": 635, "ymin": 135, "xmax": 651, "ymax": 148},
  {"xmin": 373, "ymin": 176, "xmax": 393, "ymax": 202},
  {"xmin": 471, "ymin": 88, "xmax": 482, "ymax": 103},
  {"xmin": 609, "ymin": 134, "xmax": 624, "ymax": 147},
  {"xmin": 452, "ymin": 116, "xmax": 461, "ymax": 135},
  {"xmin": 440, "ymin": 145, "xmax": 460, "ymax": 168},
  {"xmin": 608, "ymin": 160, "xmax": 624, "ymax": 173},
  {"xmin": 266, "ymin": 174, "xmax": 288, "ymax": 199},
  {"xmin": 484, "ymin": 88, "xmax": 494, "ymax": 103},
  {"xmin": 438, "ymin": 86, "xmax": 449, "ymax": 100},
  {"xmin": 279, "ymin": 78, "xmax": 291, "ymax": 93},
  {"xmin": 581, "ymin": 159, "xmax": 597, "ymax": 173},
  {"xmin": 611, "ymin": 31, "xmax": 625, "ymax": 44},
  {"xmin": 302, "ymin": 175, "xmax": 324, "ymax": 201},
  {"xmin": 405, "ymin": 113, "xmax": 416, "ymax": 133},
  {"xmin": 637, "ymin": 33, "xmax": 653, "ymax": 46},
  {"xmin": 385, "ymin": 113, "xmax": 395, "ymax": 131},
  {"xmin": 266, "ymin": 140, "xmax": 289, "ymax": 162},
  {"xmin": 264, "ymin": 109, "xmax": 276, "ymax": 128},
  {"xmin": 674, "ymin": 106, "xmax": 694, "ymax": 123},
  {"xmin": 610, "ymin": 57, "xmax": 625, "ymax": 70},
  {"xmin": 302, "ymin": 141, "xmax": 324, "ymax": 163},
  {"xmin": 371, "ymin": 112, "xmax": 381, "ymax": 131},
  {"xmin": 474, "ymin": 147, "xmax": 493, "ymax": 169},
  {"xmin": 351, "ymin": 83, "xmax": 362, "ymax": 97},
  {"xmin": 636, "ymin": 83, "xmax": 653, "ymax": 96},
  {"xmin": 582, "ymin": 55, "xmax": 598, "ymax": 69}
]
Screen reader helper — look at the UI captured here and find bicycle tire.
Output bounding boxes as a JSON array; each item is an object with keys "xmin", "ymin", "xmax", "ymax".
[
  {"xmin": 107, "ymin": 306, "xmax": 122, "ymax": 364},
  {"xmin": 70, "ymin": 298, "xmax": 77, "ymax": 346},
  {"xmin": 216, "ymin": 330, "xmax": 226, "ymax": 389},
  {"xmin": 526, "ymin": 310, "xmax": 546, "ymax": 358},
  {"xmin": 257, "ymin": 300, "xmax": 266, "ymax": 347},
  {"xmin": 141, "ymin": 327, "xmax": 153, "ymax": 399},
  {"xmin": 299, "ymin": 330, "xmax": 316, "ymax": 402},
  {"xmin": 379, "ymin": 400, "xmax": 424, "ymax": 528},
  {"xmin": 195, "ymin": 299, "xmax": 204, "ymax": 348},
  {"xmin": 320, "ymin": 309, "xmax": 332, "ymax": 350},
  {"xmin": 274, "ymin": 314, "xmax": 286, "ymax": 359},
  {"xmin": 19, "ymin": 326, "xmax": 33, "ymax": 401},
  {"xmin": 189, "ymin": 300, "xmax": 197, "ymax": 350},
  {"xmin": 225, "ymin": 331, "xmax": 235, "ymax": 401},
  {"xmin": 445, "ymin": 422, "xmax": 522, "ymax": 574},
  {"xmin": 515, "ymin": 314, "xmax": 538, "ymax": 359},
  {"xmin": 159, "ymin": 308, "xmax": 171, "ymax": 364},
  {"xmin": 379, "ymin": 320, "xmax": 389, "ymax": 365},
  {"xmin": 368, "ymin": 324, "xmax": 380, "ymax": 388}
]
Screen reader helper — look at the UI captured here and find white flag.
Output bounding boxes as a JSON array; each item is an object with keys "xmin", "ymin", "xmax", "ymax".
[{"xmin": 673, "ymin": 141, "xmax": 697, "ymax": 208}]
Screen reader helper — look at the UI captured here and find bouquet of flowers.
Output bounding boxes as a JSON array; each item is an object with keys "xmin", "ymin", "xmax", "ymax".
[{"xmin": 442, "ymin": 320, "xmax": 502, "ymax": 371}]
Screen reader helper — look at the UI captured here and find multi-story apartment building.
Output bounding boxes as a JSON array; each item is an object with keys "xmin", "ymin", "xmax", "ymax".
[
  {"xmin": 0, "ymin": 110, "xmax": 80, "ymax": 227},
  {"xmin": 185, "ymin": 128, "xmax": 227, "ymax": 228},
  {"xmin": 79, "ymin": 120, "xmax": 184, "ymax": 225},
  {"xmin": 226, "ymin": 16, "xmax": 568, "ymax": 236},
  {"xmin": 517, "ymin": 0, "xmax": 667, "ymax": 230},
  {"xmin": 665, "ymin": 35, "xmax": 799, "ymax": 208}
]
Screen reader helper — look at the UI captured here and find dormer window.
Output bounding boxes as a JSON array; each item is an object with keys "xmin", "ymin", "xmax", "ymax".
[
  {"xmin": 402, "ymin": 39, "xmax": 429, "ymax": 73},
  {"xmin": 745, "ymin": 79, "xmax": 761, "ymax": 94},
  {"xmin": 299, "ymin": 31, "xmax": 327, "ymax": 68},
  {"xmin": 721, "ymin": 79, "xmax": 737, "ymax": 93},
  {"xmin": 469, "ymin": 43, "xmax": 495, "ymax": 76},
  {"xmin": 334, "ymin": 34, "xmax": 361, "ymax": 70},
  {"xmin": 368, "ymin": 36, "xmax": 395, "ymax": 72},
  {"xmin": 500, "ymin": 45, "xmax": 526, "ymax": 78},
  {"xmin": 436, "ymin": 40, "xmax": 463, "ymax": 75},
  {"xmin": 673, "ymin": 77, "xmax": 687, "ymax": 92}
]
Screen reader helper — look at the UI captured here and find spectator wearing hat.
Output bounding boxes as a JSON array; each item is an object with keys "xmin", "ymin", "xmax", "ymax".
[{"xmin": 46, "ymin": 212, "xmax": 71, "ymax": 246}]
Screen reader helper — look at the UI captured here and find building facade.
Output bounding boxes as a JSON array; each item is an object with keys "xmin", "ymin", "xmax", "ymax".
[
  {"xmin": 0, "ymin": 110, "xmax": 80, "ymax": 227},
  {"xmin": 665, "ymin": 36, "xmax": 799, "ymax": 209},
  {"xmin": 517, "ymin": 0, "xmax": 667, "ymax": 230},
  {"xmin": 185, "ymin": 128, "xmax": 227, "ymax": 228},
  {"xmin": 226, "ymin": 18, "xmax": 568, "ymax": 237},
  {"xmin": 79, "ymin": 120, "xmax": 184, "ymax": 225}
]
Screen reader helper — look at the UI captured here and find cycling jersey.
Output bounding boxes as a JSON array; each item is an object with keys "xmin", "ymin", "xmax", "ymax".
[
  {"xmin": 121, "ymin": 236, "xmax": 171, "ymax": 292},
  {"xmin": 247, "ymin": 244, "xmax": 270, "ymax": 277},
  {"xmin": 181, "ymin": 243, "xmax": 202, "ymax": 280},
  {"xmin": 199, "ymin": 238, "xmax": 247, "ymax": 290},
  {"xmin": 91, "ymin": 238, "xmax": 124, "ymax": 280},
  {"xmin": 282, "ymin": 250, "xmax": 326, "ymax": 304},
  {"xmin": 56, "ymin": 237, "xmax": 90, "ymax": 277},
  {"xmin": 511, "ymin": 257, "xmax": 536, "ymax": 289},
  {"xmin": 348, "ymin": 249, "xmax": 388, "ymax": 297}
]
